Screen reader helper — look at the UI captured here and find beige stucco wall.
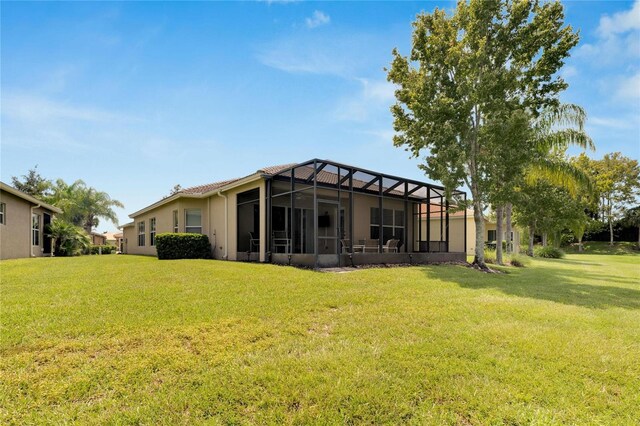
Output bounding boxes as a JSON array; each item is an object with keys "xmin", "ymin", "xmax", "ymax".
[
  {"xmin": 0, "ymin": 190, "xmax": 56, "ymax": 259},
  {"xmin": 125, "ymin": 179, "xmax": 266, "ymax": 261}
]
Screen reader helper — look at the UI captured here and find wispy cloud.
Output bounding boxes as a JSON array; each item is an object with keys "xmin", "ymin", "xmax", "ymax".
[
  {"xmin": 2, "ymin": 93, "xmax": 132, "ymax": 123},
  {"xmin": 576, "ymin": 0, "xmax": 640, "ymax": 64},
  {"xmin": 256, "ymin": 32, "xmax": 381, "ymax": 77},
  {"xmin": 335, "ymin": 78, "xmax": 395, "ymax": 122},
  {"xmin": 305, "ymin": 10, "xmax": 330, "ymax": 29},
  {"xmin": 614, "ymin": 72, "xmax": 640, "ymax": 101},
  {"xmin": 597, "ymin": 0, "xmax": 640, "ymax": 37}
]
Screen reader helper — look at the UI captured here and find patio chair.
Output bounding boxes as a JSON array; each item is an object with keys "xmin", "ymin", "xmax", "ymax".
[
  {"xmin": 383, "ymin": 238, "xmax": 400, "ymax": 253},
  {"xmin": 272, "ymin": 230, "xmax": 291, "ymax": 253},
  {"xmin": 248, "ymin": 231, "xmax": 260, "ymax": 252},
  {"xmin": 363, "ymin": 238, "xmax": 379, "ymax": 253},
  {"xmin": 340, "ymin": 239, "xmax": 352, "ymax": 254}
]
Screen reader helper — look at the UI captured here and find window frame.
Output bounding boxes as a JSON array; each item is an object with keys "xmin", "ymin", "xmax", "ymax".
[
  {"xmin": 32, "ymin": 213, "xmax": 40, "ymax": 246},
  {"xmin": 172, "ymin": 210, "xmax": 179, "ymax": 233},
  {"xmin": 185, "ymin": 209, "xmax": 202, "ymax": 234},
  {"xmin": 370, "ymin": 207, "xmax": 405, "ymax": 242},
  {"xmin": 149, "ymin": 217, "xmax": 157, "ymax": 246},
  {"xmin": 138, "ymin": 221, "xmax": 146, "ymax": 246},
  {"xmin": 0, "ymin": 202, "xmax": 5, "ymax": 225}
]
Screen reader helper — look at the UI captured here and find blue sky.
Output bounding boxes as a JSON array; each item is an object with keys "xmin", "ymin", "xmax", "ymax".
[{"xmin": 2, "ymin": 1, "xmax": 639, "ymax": 231}]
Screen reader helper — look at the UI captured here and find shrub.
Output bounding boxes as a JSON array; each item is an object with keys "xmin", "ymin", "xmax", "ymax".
[
  {"xmin": 483, "ymin": 248, "xmax": 496, "ymax": 264},
  {"xmin": 534, "ymin": 246, "xmax": 565, "ymax": 259},
  {"xmin": 508, "ymin": 253, "xmax": 530, "ymax": 267},
  {"xmin": 155, "ymin": 233, "xmax": 212, "ymax": 260},
  {"xmin": 89, "ymin": 245, "xmax": 117, "ymax": 255}
]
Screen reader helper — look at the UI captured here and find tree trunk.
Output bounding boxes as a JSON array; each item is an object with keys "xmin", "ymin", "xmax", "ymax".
[
  {"xmin": 577, "ymin": 235, "xmax": 583, "ymax": 252},
  {"xmin": 609, "ymin": 217, "xmax": 614, "ymax": 246},
  {"xmin": 528, "ymin": 224, "xmax": 535, "ymax": 257},
  {"xmin": 542, "ymin": 233, "xmax": 548, "ymax": 247},
  {"xmin": 505, "ymin": 203, "xmax": 513, "ymax": 254},
  {"xmin": 472, "ymin": 197, "xmax": 486, "ymax": 268},
  {"xmin": 637, "ymin": 225, "xmax": 640, "ymax": 249},
  {"xmin": 495, "ymin": 205, "xmax": 504, "ymax": 265}
]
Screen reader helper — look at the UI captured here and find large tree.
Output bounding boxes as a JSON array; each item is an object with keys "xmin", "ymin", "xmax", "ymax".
[
  {"xmin": 574, "ymin": 152, "xmax": 640, "ymax": 245},
  {"xmin": 11, "ymin": 166, "xmax": 52, "ymax": 198},
  {"xmin": 387, "ymin": 0, "xmax": 578, "ymax": 268},
  {"xmin": 47, "ymin": 179, "xmax": 124, "ymax": 234}
]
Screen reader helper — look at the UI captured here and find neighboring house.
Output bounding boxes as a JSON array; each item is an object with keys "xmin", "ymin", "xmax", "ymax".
[
  {"xmin": 113, "ymin": 232, "xmax": 124, "ymax": 252},
  {"xmin": 103, "ymin": 232, "xmax": 118, "ymax": 246},
  {"xmin": 0, "ymin": 182, "xmax": 63, "ymax": 260},
  {"xmin": 122, "ymin": 159, "xmax": 468, "ymax": 268},
  {"xmin": 90, "ymin": 232, "xmax": 107, "ymax": 245},
  {"xmin": 429, "ymin": 209, "xmax": 521, "ymax": 255}
]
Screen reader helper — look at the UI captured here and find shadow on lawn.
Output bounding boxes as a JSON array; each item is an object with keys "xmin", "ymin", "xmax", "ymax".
[{"xmin": 423, "ymin": 261, "xmax": 640, "ymax": 310}]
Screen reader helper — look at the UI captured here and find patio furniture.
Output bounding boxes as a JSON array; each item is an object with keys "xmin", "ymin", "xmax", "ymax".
[
  {"xmin": 272, "ymin": 230, "xmax": 291, "ymax": 253},
  {"xmin": 249, "ymin": 231, "xmax": 260, "ymax": 252},
  {"xmin": 340, "ymin": 239, "xmax": 352, "ymax": 254},
  {"xmin": 383, "ymin": 238, "xmax": 400, "ymax": 253}
]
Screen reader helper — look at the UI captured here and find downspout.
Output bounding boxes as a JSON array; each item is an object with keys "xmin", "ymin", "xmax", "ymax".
[
  {"xmin": 216, "ymin": 190, "xmax": 228, "ymax": 260},
  {"xmin": 30, "ymin": 204, "xmax": 40, "ymax": 257}
]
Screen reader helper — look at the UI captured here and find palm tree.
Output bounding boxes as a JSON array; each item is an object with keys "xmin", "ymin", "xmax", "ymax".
[
  {"xmin": 47, "ymin": 179, "xmax": 124, "ymax": 234},
  {"xmin": 76, "ymin": 186, "xmax": 124, "ymax": 234},
  {"xmin": 505, "ymin": 104, "xmax": 595, "ymax": 259},
  {"xmin": 47, "ymin": 218, "xmax": 90, "ymax": 256}
]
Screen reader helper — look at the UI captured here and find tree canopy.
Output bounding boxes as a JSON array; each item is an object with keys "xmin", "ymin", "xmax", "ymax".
[{"xmin": 387, "ymin": 0, "xmax": 579, "ymax": 267}]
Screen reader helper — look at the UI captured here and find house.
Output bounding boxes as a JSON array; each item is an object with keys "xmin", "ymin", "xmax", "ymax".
[
  {"xmin": 90, "ymin": 232, "xmax": 107, "ymax": 246},
  {"xmin": 0, "ymin": 182, "xmax": 63, "ymax": 260},
  {"xmin": 122, "ymin": 159, "xmax": 468, "ymax": 267},
  {"xmin": 430, "ymin": 208, "xmax": 521, "ymax": 255}
]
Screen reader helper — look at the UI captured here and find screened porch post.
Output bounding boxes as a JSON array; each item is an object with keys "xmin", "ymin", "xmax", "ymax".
[
  {"xmin": 290, "ymin": 168, "xmax": 295, "ymax": 254},
  {"xmin": 266, "ymin": 178, "xmax": 272, "ymax": 261},
  {"xmin": 463, "ymin": 193, "xmax": 467, "ymax": 254},
  {"xmin": 445, "ymin": 198, "xmax": 450, "ymax": 253},
  {"xmin": 378, "ymin": 175, "xmax": 383, "ymax": 252},
  {"xmin": 426, "ymin": 189, "xmax": 431, "ymax": 252},
  {"xmin": 349, "ymin": 168, "xmax": 354, "ymax": 254},
  {"xmin": 404, "ymin": 182, "xmax": 408, "ymax": 253},
  {"xmin": 313, "ymin": 159, "xmax": 318, "ymax": 266},
  {"xmin": 337, "ymin": 166, "xmax": 342, "ymax": 264},
  {"xmin": 440, "ymin": 195, "xmax": 444, "ymax": 249}
]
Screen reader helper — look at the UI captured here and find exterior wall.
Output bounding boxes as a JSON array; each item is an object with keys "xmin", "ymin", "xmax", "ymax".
[
  {"xmin": 221, "ymin": 180, "xmax": 265, "ymax": 261},
  {"xmin": 125, "ymin": 179, "xmax": 266, "ymax": 261},
  {"xmin": 0, "ymin": 191, "xmax": 32, "ymax": 259},
  {"xmin": 0, "ymin": 190, "xmax": 56, "ymax": 259},
  {"xmin": 351, "ymin": 193, "xmax": 406, "ymax": 248}
]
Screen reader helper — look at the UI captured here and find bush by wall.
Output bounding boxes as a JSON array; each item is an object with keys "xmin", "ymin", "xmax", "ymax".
[
  {"xmin": 534, "ymin": 246, "xmax": 565, "ymax": 259},
  {"xmin": 155, "ymin": 233, "xmax": 212, "ymax": 260},
  {"xmin": 89, "ymin": 245, "xmax": 117, "ymax": 255}
]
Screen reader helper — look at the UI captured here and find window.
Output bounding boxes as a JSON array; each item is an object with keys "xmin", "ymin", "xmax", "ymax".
[
  {"xmin": 488, "ymin": 230, "xmax": 496, "ymax": 241},
  {"xmin": 0, "ymin": 202, "xmax": 5, "ymax": 224},
  {"xmin": 32, "ymin": 213, "xmax": 40, "ymax": 246},
  {"xmin": 149, "ymin": 218, "xmax": 156, "ymax": 246},
  {"xmin": 185, "ymin": 209, "xmax": 202, "ymax": 234},
  {"xmin": 138, "ymin": 221, "xmax": 145, "ymax": 246},
  {"xmin": 370, "ymin": 207, "xmax": 405, "ymax": 244},
  {"xmin": 172, "ymin": 210, "xmax": 178, "ymax": 233}
]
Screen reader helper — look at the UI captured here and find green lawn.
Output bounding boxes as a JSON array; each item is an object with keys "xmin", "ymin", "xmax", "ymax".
[{"xmin": 1, "ymin": 252, "xmax": 639, "ymax": 425}]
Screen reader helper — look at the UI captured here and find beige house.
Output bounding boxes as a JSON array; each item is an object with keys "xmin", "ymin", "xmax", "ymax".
[
  {"xmin": 0, "ymin": 182, "xmax": 63, "ymax": 260},
  {"xmin": 430, "ymin": 209, "xmax": 520, "ymax": 255},
  {"xmin": 90, "ymin": 232, "xmax": 107, "ymax": 246},
  {"xmin": 122, "ymin": 159, "xmax": 468, "ymax": 267}
]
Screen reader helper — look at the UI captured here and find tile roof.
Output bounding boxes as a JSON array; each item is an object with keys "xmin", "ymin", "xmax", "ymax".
[{"xmin": 179, "ymin": 164, "xmax": 297, "ymax": 195}]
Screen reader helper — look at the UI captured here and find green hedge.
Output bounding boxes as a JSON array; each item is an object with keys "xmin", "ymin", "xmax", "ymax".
[
  {"xmin": 89, "ymin": 245, "xmax": 117, "ymax": 255},
  {"xmin": 155, "ymin": 233, "xmax": 212, "ymax": 260},
  {"xmin": 534, "ymin": 246, "xmax": 565, "ymax": 259}
]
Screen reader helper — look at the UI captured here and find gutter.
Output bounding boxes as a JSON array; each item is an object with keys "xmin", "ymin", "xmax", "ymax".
[
  {"xmin": 30, "ymin": 204, "xmax": 40, "ymax": 257},
  {"xmin": 216, "ymin": 190, "xmax": 228, "ymax": 260}
]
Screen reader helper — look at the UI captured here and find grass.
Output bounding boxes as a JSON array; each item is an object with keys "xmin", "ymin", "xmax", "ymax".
[
  {"xmin": 564, "ymin": 240, "xmax": 639, "ymax": 255},
  {"xmin": 1, "ymin": 253, "xmax": 639, "ymax": 424}
]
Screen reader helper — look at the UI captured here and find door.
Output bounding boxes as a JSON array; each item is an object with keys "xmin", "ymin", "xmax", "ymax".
[
  {"xmin": 43, "ymin": 213, "xmax": 52, "ymax": 255},
  {"xmin": 317, "ymin": 200, "xmax": 339, "ymax": 266}
]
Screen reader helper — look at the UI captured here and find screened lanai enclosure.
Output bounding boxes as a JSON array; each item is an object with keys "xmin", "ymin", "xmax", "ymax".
[{"xmin": 236, "ymin": 159, "xmax": 467, "ymax": 268}]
